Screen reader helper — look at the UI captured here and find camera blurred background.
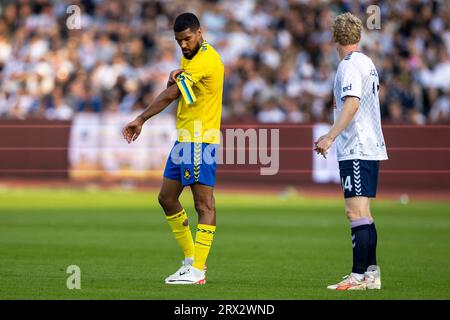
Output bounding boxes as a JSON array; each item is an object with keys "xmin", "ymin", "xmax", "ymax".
[
  {"xmin": 0, "ymin": 0, "xmax": 449, "ymax": 192},
  {"xmin": 0, "ymin": 0, "xmax": 449, "ymax": 124}
]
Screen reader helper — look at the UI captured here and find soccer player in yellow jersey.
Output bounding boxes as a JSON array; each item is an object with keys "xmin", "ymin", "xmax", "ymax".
[{"xmin": 122, "ymin": 13, "xmax": 223, "ymax": 285}]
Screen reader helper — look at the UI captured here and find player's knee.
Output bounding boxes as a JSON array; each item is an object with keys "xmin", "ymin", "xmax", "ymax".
[
  {"xmin": 345, "ymin": 207, "xmax": 363, "ymax": 220},
  {"xmin": 194, "ymin": 199, "xmax": 215, "ymax": 216},
  {"xmin": 158, "ymin": 192, "xmax": 176, "ymax": 210}
]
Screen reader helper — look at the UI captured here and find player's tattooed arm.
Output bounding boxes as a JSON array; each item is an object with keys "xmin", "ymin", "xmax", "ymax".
[
  {"xmin": 314, "ymin": 96, "xmax": 360, "ymax": 158},
  {"xmin": 122, "ymin": 84, "xmax": 181, "ymax": 143}
]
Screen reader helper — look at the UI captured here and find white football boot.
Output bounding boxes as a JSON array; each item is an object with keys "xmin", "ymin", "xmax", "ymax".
[
  {"xmin": 165, "ymin": 258, "xmax": 193, "ymax": 284},
  {"xmin": 165, "ymin": 265, "xmax": 206, "ymax": 285},
  {"xmin": 327, "ymin": 274, "xmax": 367, "ymax": 290},
  {"xmin": 364, "ymin": 265, "xmax": 381, "ymax": 289}
]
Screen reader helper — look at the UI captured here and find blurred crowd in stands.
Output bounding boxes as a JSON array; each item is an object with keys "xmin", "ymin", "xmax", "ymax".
[{"xmin": 0, "ymin": 0, "xmax": 449, "ymax": 124}]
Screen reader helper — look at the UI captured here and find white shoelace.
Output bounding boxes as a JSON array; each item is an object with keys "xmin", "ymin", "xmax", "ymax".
[{"xmin": 339, "ymin": 274, "xmax": 363, "ymax": 284}]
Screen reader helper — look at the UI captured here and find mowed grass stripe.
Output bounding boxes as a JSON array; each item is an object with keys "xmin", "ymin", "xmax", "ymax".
[{"xmin": 0, "ymin": 188, "xmax": 449, "ymax": 299}]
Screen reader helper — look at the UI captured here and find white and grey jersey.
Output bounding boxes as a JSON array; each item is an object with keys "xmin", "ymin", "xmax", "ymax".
[{"xmin": 333, "ymin": 51, "xmax": 388, "ymax": 161}]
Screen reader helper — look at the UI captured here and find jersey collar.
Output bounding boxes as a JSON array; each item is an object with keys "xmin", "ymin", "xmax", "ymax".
[{"xmin": 343, "ymin": 50, "xmax": 361, "ymax": 61}]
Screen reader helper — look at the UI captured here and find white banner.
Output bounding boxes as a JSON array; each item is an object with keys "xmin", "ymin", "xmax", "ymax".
[
  {"xmin": 312, "ymin": 123, "xmax": 340, "ymax": 184},
  {"xmin": 69, "ymin": 112, "xmax": 176, "ymax": 180},
  {"xmin": 68, "ymin": 112, "xmax": 101, "ymax": 179}
]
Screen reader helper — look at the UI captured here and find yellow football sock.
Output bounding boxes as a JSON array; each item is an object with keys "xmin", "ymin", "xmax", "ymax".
[
  {"xmin": 165, "ymin": 209, "xmax": 195, "ymax": 259},
  {"xmin": 193, "ymin": 224, "xmax": 216, "ymax": 270}
]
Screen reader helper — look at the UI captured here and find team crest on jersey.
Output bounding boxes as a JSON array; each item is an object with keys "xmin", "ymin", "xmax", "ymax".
[{"xmin": 184, "ymin": 169, "xmax": 191, "ymax": 180}]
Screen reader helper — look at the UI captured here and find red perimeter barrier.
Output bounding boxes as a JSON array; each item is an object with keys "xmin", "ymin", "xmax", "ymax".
[
  {"xmin": 0, "ymin": 121, "xmax": 449, "ymax": 190},
  {"xmin": 0, "ymin": 120, "xmax": 70, "ymax": 179},
  {"xmin": 216, "ymin": 124, "xmax": 450, "ymax": 190}
]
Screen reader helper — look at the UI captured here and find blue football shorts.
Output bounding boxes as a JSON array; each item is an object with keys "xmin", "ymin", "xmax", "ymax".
[
  {"xmin": 163, "ymin": 141, "xmax": 218, "ymax": 187},
  {"xmin": 338, "ymin": 159, "xmax": 379, "ymax": 198}
]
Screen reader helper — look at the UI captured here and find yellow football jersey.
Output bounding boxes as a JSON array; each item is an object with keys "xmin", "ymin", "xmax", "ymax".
[{"xmin": 175, "ymin": 41, "xmax": 224, "ymax": 144}]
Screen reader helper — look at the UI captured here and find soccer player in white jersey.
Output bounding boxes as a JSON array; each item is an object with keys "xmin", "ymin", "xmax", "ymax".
[{"xmin": 315, "ymin": 12, "xmax": 388, "ymax": 290}]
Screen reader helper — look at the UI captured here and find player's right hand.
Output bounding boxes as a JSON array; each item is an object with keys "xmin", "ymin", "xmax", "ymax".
[
  {"xmin": 314, "ymin": 135, "xmax": 333, "ymax": 159},
  {"xmin": 122, "ymin": 117, "xmax": 144, "ymax": 144}
]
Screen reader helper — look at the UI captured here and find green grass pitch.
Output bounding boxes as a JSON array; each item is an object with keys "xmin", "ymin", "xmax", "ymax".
[{"xmin": 0, "ymin": 187, "xmax": 449, "ymax": 299}]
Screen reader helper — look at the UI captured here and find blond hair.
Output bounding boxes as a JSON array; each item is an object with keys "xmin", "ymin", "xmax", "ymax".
[{"xmin": 332, "ymin": 12, "xmax": 362, "ymax": 45}]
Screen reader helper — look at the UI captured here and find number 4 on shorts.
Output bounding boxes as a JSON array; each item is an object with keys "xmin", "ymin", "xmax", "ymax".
[{"xmin": 341, "ymin": 176, "xmax": 352, "ymax": 192}]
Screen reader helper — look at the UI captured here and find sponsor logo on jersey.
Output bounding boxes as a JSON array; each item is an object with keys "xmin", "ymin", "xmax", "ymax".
[{"xmin": 343, "ymin": 84, "xmax": 352, "ymax": 92}]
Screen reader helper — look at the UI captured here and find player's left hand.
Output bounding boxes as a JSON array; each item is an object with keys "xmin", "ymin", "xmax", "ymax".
[{"xmin": 314, "ymin": 135, "xmax": 334, "ymax": 159}]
